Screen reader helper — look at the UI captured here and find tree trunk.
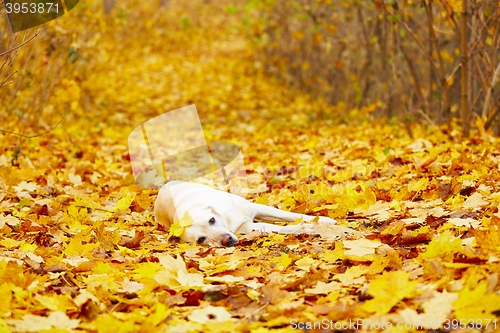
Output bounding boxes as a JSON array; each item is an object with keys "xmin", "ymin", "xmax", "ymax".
[
  {"xmin": 461, "ymin": 0, "xmax": 469, "ymax": 136},
  {"xmin": 104, "ymin": 0, "xmax": 115, "ymax": 16}
]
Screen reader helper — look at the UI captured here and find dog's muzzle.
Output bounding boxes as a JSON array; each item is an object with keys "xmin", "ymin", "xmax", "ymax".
[{"xmin": 221, "ymin": 233, "xmax": 237, "ymax": 247}]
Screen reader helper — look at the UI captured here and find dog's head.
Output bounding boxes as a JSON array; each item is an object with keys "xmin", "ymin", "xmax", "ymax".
[{"xmin": 180, "ymin": 206, "xmax": 238, "ymax": 247}]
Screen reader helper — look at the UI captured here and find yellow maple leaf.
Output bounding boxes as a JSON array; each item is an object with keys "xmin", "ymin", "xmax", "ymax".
[
  {"xmin": 0, "ymin": 283, "xmax": 13, "ymax": 315},
  {"xmin": 116, "ymin": 191, "xmax": 135, "ymax": 210},
  {"xmin": 154, "ymin": 253, "xmax": 206, "ymax": 288},
  {"xmin": 407, "ymin": 177, "xmax": 428, "ymax": 193},
  {"xmin": 362, "ymin": 270, "xmax": 418, "ymax": 315},
  {"xmin": 453, "ymin": 280, "xmax": 500, "ymax": 321},
  {"xmin": 94, "ymin": 222, "xmax": 121, "ymax": 250},
  {"xmin": 133, "ymin": 262, "xmax": 163, "ymax": 280},
  {"xmin": 19, "ymin": 242, "xmax": 37, "ymax": 252},
  {"xmin": 0, "ymin": 238, "xmax": 21, "ymax": 250},
  {"xmin": 271, "ymin": 253, "xmax": 292, "ymax": 271},
  {"xmin": 64, "ymin": 232, "xmax": 98, "ymax": 256},
  {"xmin": 35, "ymin": 293, "xmax": 75, "ymax": 312},
  {"xmin": 92, "ymin": 314, "xmax": 138, "ymax": 333},
  {"xmin": 341, "ymin": 184, "xmax": 377, "ymax": 211},
  {"xmin": 418, "ymin": 229, "xmax": 462, "ymax": 261},
  {"xmin": 294, "ymin": 256, "xmax": 317, "ymax": 271},
  {"xmin": 323, "ymin": 241, "xmax": 346, "ymax": 262},
  {"xmin": 335, "ymin": 265, "xmax": 369, "ymax": 283},
  {"xmin": 167, "ymin": 211, "xmax": 193, "ymax": 240},
  {"xmin": 141, "ymin": 303, "xmax": 170, "ymax": 329}
]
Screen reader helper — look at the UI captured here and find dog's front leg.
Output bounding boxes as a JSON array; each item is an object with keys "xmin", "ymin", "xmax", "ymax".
[
  {"xmin": 251, "ymin": 203, "xmax": 337, "ymax": 224},
  {"xmin": 235, "ymin": 221, "xmax": 315, "ymax": 235}
]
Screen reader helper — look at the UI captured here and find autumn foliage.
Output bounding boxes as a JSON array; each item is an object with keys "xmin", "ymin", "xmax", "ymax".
[
  {"xmin": 251, "ymin": 0, "xmax": 500, "ymax": 135},
  {"xmin": 0, "ymin": 0, "xmax": 500, "ymax": 332}
]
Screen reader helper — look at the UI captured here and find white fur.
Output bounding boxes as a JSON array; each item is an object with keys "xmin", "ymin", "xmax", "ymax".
[{"xmin": 154, "ymin": 181, "xmax": 337, "ymax": 247}]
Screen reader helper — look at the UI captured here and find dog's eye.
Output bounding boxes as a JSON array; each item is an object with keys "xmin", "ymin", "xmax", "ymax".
[
  {"xmin": 209, "ymin": 217, "xmax": 216, "ymax": 225},
  {"xmin": 197, "ymin": 237, "xmax": 206, "ymax": 245}
]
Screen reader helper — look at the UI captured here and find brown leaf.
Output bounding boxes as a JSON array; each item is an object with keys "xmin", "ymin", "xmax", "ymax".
[{"xmin": 119, "ymin": 230, "xmax": 145, "ymax": 249}]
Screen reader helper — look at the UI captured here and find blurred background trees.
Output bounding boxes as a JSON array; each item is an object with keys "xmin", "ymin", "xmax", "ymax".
[
  {"xmin": 1, "ymin": 0, "xmax": 500, "ymax": 137},
  {"xmin": 246, "ymin": 0, "xmax": 500, "ymax": 135}
]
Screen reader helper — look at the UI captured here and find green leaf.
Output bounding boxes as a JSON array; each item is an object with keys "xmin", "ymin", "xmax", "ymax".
[{"xmin": 226, "ymin": 4, "xmax": 237, "ymax": 14}]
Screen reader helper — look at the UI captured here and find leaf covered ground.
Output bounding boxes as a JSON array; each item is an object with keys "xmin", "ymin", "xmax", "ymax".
[{"xmin": 1, "ymin": 1, "xmax": 500, "ymax": 332}]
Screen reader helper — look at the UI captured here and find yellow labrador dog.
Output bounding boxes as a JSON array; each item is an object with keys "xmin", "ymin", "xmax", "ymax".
[{"xmin": 154, "ymin": 181, "xmax": 337, "ymax": 247}]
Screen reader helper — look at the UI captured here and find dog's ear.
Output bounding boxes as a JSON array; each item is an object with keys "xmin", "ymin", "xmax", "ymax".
[{"xmin": 206, "ymin": 206, "xmax": 220, "ymax": 216}]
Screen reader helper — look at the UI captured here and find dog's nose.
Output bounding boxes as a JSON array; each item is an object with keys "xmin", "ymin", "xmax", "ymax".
[{"xmin": 221, "ymin": 233, "xmax": 237, "ymax": 247}]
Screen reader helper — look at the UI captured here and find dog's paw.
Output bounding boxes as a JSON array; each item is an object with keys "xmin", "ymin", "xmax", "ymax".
[
  {"xmin": 293, "ymin": 223, "xmax": 315, "ymax": 235},
  {"xmin": 317, "ymin": 217, "xmax": 337, "ymax": 225}
]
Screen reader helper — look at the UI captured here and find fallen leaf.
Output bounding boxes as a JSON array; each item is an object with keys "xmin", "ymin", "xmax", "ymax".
[
  {"xmin": 187, "ymin": 306, "xmax": 232, "ymax": 324},
  {"xmin": 362, "ymin": 271, "xmax": 418, "ymax": 315},
  {"xmin": 6, "ymin": 311, "xmax": 79, "ymax": 332}
]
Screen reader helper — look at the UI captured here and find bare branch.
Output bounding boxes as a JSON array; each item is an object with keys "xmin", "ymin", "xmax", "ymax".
[
  {"xmin": 0, "ymin": 30, "xmax": 39, "ymax": 57},
  {"xmin": 481, "ymin": 62, "xmax": 500, "ymax": 119}
]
